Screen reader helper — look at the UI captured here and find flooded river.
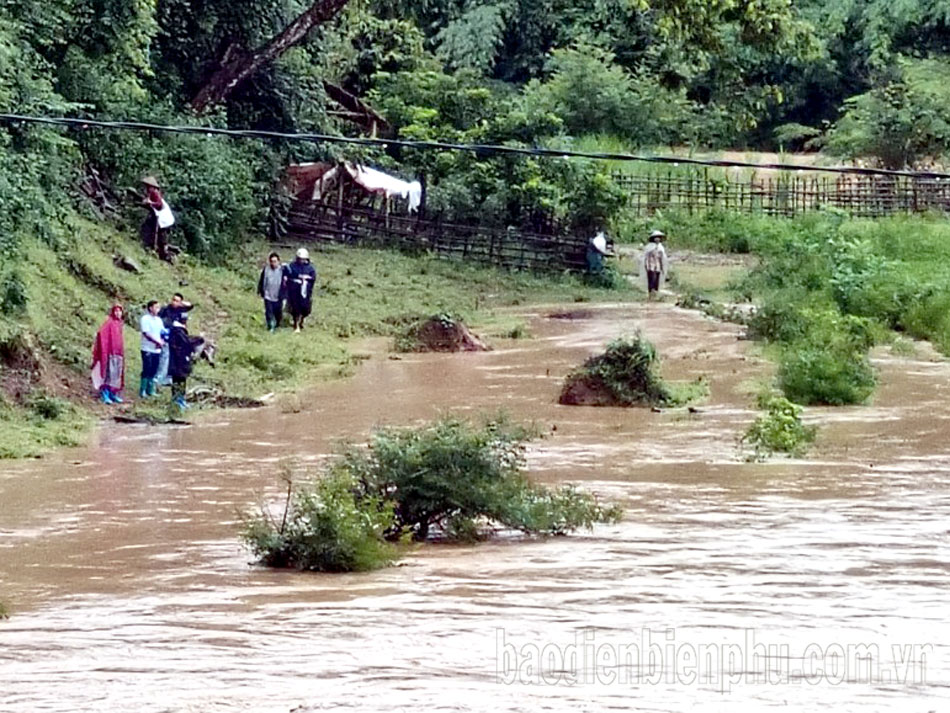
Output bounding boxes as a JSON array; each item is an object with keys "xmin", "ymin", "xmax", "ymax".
[{"xmin": 1, "ymin": 303, "xmax": 948, "ymax": 711}]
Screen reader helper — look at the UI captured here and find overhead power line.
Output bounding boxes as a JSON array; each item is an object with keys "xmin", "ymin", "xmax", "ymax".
[{"xmin": 2, "ymin": 113, "xmax": 950, "ymax": 180}]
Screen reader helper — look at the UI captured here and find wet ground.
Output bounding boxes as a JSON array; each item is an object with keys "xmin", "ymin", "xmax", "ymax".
[{"xmin": 1, "ymin": 302, "xmax": 948, "ymax": 712}]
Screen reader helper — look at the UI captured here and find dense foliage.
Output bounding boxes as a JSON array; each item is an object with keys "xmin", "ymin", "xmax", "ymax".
[
  {"xmin": 242, "ymin": 416, "xmax": 622, "ymax": 571},
  {"xmin": 661, "ymin": 210, "xmax": 950, "ymax": 404},
  {"xmin": 2, "ymin": 0, "xmax": 949, "ymax": 270}
]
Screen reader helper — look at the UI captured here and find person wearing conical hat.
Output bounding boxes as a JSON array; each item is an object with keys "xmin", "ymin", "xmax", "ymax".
[
  {"xmin": 140, "ymin": 176, "xmax": 175, "ymax": 261},
  {"xmin": 639, "ymin": 229, "xmax": 668, "ymax": 298}
]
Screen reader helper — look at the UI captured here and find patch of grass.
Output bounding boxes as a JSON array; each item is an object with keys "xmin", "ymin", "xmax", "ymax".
[
  {"xmin": 740, "ymin": 393, "xmax": 817, "ymax": 461},
  {"xmin": 675, "ymin": 290, "xmax": 748, "ymax": 325},
  {"xmin": 0, "ymin": 404, "xmax": 91, "ymax": 458},
  {"xmin": 241, "ymin": 416, "xmax": 622, "ymax": 571},
  {"xmin": 889, "ymin": 336, "xmax": 918, "ymax": 357}
]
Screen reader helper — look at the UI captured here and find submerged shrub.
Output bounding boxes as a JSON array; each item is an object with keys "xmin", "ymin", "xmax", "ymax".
[
  {"xmin": 740, "ymin": 393, "xmax": 817, "ymax": 461},
  {"xmin": 241, "ymin": 416, "xmax": 622, "ymax": 571},
  {"xmin": 242, "ymin": 469, "xmax": 398, "ymax": 573},
  {"xmin": 559, "ymin": 334, "xmax": 672, "ymax": 406},
  {"xmin": 393, "ymin": 313, "xmax": 489, "ymax": 352}
]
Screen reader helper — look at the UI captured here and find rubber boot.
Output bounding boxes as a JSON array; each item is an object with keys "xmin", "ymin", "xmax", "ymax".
[
  {"xmin": 146, "ymin": 378, "xmax": 157, "ymax": 397},
  {"xmin": 139, "ymin": 378, "xmax": 148, "ymax": 398},
  {"xmin": 110, "ymin": 389, "xmax": 124, "ymax": 404},
  {"xmin": 99, "ymin": 388, "xmax": 113, "ymax": 404}
]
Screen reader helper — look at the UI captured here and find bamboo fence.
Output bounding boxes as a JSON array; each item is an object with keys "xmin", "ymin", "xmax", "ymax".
[
  {"xmin": 612, "ymin": 169, "xmax": 950, "ymax": 217},
  {"xmin": 284, "ymin": 201, "xmax": 589, "ymax": 272}
]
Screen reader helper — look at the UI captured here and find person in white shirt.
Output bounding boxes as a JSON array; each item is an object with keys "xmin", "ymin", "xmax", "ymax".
[
  {"xmin": 139, "ymin": 300, "xmax": 165, "ymax": 398},
  {"xmin": 640, "ymin": 229, "xmax": 668, "ymax": 298}
]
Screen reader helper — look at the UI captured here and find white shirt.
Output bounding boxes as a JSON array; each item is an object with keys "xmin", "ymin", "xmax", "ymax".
[{"xmin": 140, "ymin": 313, "xmax": 165, "ymax": 354}]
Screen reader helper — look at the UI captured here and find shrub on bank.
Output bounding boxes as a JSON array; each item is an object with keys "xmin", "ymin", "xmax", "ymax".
[
  {"xmin": 778, "ymin": 340, "xmax": 875, "ymax": 406},
  {"xmin": 241, "ymin": 416, "xmax": 622, "ymax": 571}
]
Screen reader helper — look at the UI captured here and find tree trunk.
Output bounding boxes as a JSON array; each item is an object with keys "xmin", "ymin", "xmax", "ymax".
[
  {"xmin": 191, "ymin": 0, "xmax": 351, "ymax": 113},
  {"xmin": 323, "ymin": 81, "xmax": 390, "ymax": 135}
]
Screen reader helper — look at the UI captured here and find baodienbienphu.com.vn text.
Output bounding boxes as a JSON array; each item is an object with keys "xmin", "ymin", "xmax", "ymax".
[{"xmin": 496, "ymin": 628, "xmax": 932, "ymax": 692}]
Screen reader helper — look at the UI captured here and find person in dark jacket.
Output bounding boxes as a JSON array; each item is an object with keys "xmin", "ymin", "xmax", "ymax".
[
  {"xmin": 257, "ymin": 252, "xmax": 286, "ymax": 331},
  {"xmin": 285, "ymin": 247, "xmax": 317, "ymax": 333},
  {"xmin": 168, "ymin": 313, "xmax": 205, "ymax": 410},
  {"xmin": 155, "ymin": 292, "xmax": 194, "ymax": 386}
]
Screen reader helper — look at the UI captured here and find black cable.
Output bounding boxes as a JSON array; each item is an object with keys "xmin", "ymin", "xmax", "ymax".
[{"xmin": 2, "ymin": 112, "xmax": 950, "ymax": 179}]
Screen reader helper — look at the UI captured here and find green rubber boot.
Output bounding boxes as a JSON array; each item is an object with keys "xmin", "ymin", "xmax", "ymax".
[
  {"xmin": 146, "ymin": 378, "xmax": 157, "ymax": 397},
  {"xmin": 139, "ymin": 378, "xmax": 148, "ymax": 398}
]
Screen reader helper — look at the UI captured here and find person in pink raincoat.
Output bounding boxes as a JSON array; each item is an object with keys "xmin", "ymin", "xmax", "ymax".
[{"xmin": 91, "ymin": 304, "xmax": 126, "ymax": 404}]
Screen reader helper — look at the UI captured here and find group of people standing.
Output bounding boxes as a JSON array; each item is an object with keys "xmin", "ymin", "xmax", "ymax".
[
  {"xmin": 257, "ymin": 248, "xmax": 317, "ymax": 333},
  {"xmin": 586, "ymin": 228, "xmax": 669, "ymax": 297},
  {"xmin": 91, "ymin": 293, "xmax": 204, "ymax": 410},
  {"xmin": 91, "ymin": 178, "xmax": 319, "ymax": 409}
]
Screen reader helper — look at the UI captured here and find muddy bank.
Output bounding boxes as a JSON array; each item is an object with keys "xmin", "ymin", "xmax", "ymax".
[{"xmin": 1, "ymin": 302, "xmax": 948, "ymax": 713}]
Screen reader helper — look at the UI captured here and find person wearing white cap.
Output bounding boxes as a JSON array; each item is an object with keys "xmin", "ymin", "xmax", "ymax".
[
  {"xmin": 285, "ymin": 247, "xmax": 317, "ymax": 333},
  {"xmin": 640, "ymin": 229, "xmax": 668, "ymax": 298}
]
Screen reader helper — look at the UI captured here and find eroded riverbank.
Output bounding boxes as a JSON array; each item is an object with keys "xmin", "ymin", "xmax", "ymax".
[{"xmin": 1, "ymin": 302, "xmax": 948, "ymax": 712}]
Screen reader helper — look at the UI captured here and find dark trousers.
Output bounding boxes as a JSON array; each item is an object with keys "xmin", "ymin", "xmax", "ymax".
[
  {"xmin": 141, "ymin": 214, "xmax": 169, "ymax": 261},
  {"xmin": 141, "ymin": 351, "xmax": 161, "ymax": 379},
  {"xmin": 171, "ymin": 376, "xmax": 187, "ymax": 400},
  {"xmin": 264, "ymin": 299, "xmax": 283, "ymax": 330},
  {"xmin": 647, "ymin": 270, "xmax": 661, "ymax": 293}
]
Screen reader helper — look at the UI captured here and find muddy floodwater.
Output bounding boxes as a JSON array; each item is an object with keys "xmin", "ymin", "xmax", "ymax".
[{"xmin": 1, "ymin": 303, "xmax": 948, "ymax": 712}]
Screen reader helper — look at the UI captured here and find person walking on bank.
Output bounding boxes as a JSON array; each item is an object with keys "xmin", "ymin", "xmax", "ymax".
[
  {"xmin": 155, "ymin": 292, "xmax": 194, "ymax": 386},
  {"xmin": 139, "ymin": 300, "xmax": 164, "ymax": 398},
  {"xmin": 140, "ymin": 177, "xmax": 175, "ymax": 262},
  {"xmin": 640, "ymin": 229, "xmax": 669, "ymax": 299},
  {"xmin": 91, "ymin": 304, "xmax": 126, "ymax": 404},
  {"xmin": 285, "ymin": 247, "xmax": 317, "ymax": 333},
  {"xmin": 257, "ymin": 252, "xmax": 286, "ymax": 331},
  {"xmin": 168, "ymin": 313, "xmax": 205, "ymax": 410}
]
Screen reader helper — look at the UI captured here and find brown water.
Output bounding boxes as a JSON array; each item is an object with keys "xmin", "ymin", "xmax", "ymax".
[{"xmin": 1, "ymin": 303, "xmax": 948, "ymax": 712}]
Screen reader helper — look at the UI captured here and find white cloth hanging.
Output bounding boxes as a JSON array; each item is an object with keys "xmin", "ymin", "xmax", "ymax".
[
  {"xmin": 344, "ymin": 163, "xmax": 423, "ymax": 213},
  {"xmin": 154, "ymin": 199, "xmax": 175, "ymax": 229}
]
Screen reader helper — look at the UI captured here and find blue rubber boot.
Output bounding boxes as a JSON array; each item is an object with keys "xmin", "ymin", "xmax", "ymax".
[
  {"xmin": 99, "ymin": 388, "xmax": 112, "ymax": 404},
  {"xmin": 110, "ymin": 390, "xmax": 124, "ymax": 404}
]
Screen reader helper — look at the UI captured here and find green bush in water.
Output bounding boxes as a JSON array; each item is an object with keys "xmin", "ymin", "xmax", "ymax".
[
  {"xmin": 741, "ymin": 393, "xmax": 817, "ymax": 461},
  {"xmin": 339, "ymin": 416, "xmax": 621, "ymax": 541},
  {"xmin": 241, "ymin": 416, "xmax": 622, "ymax": 571},
  {"xmin": 560, "ymin": 334, "xmax": 679, "ymax": 406},
  {"xmin": 242, "ymin": 469, "xmax": 398, "ymax": 573}
]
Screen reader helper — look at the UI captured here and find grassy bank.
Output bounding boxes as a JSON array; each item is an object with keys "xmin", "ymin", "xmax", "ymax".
[
  {"xmin": 628, "ymin": 210, "xmax": 950, "ymax": 404},
  {"xmin": 0, "ymin": 217, "xmax": 631, "ymax": 458}
]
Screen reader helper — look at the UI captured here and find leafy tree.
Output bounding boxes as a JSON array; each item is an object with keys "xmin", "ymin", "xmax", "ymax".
[{"xmin": 824, "ymin": 57, "xmax": 950, "ymax": 168}]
